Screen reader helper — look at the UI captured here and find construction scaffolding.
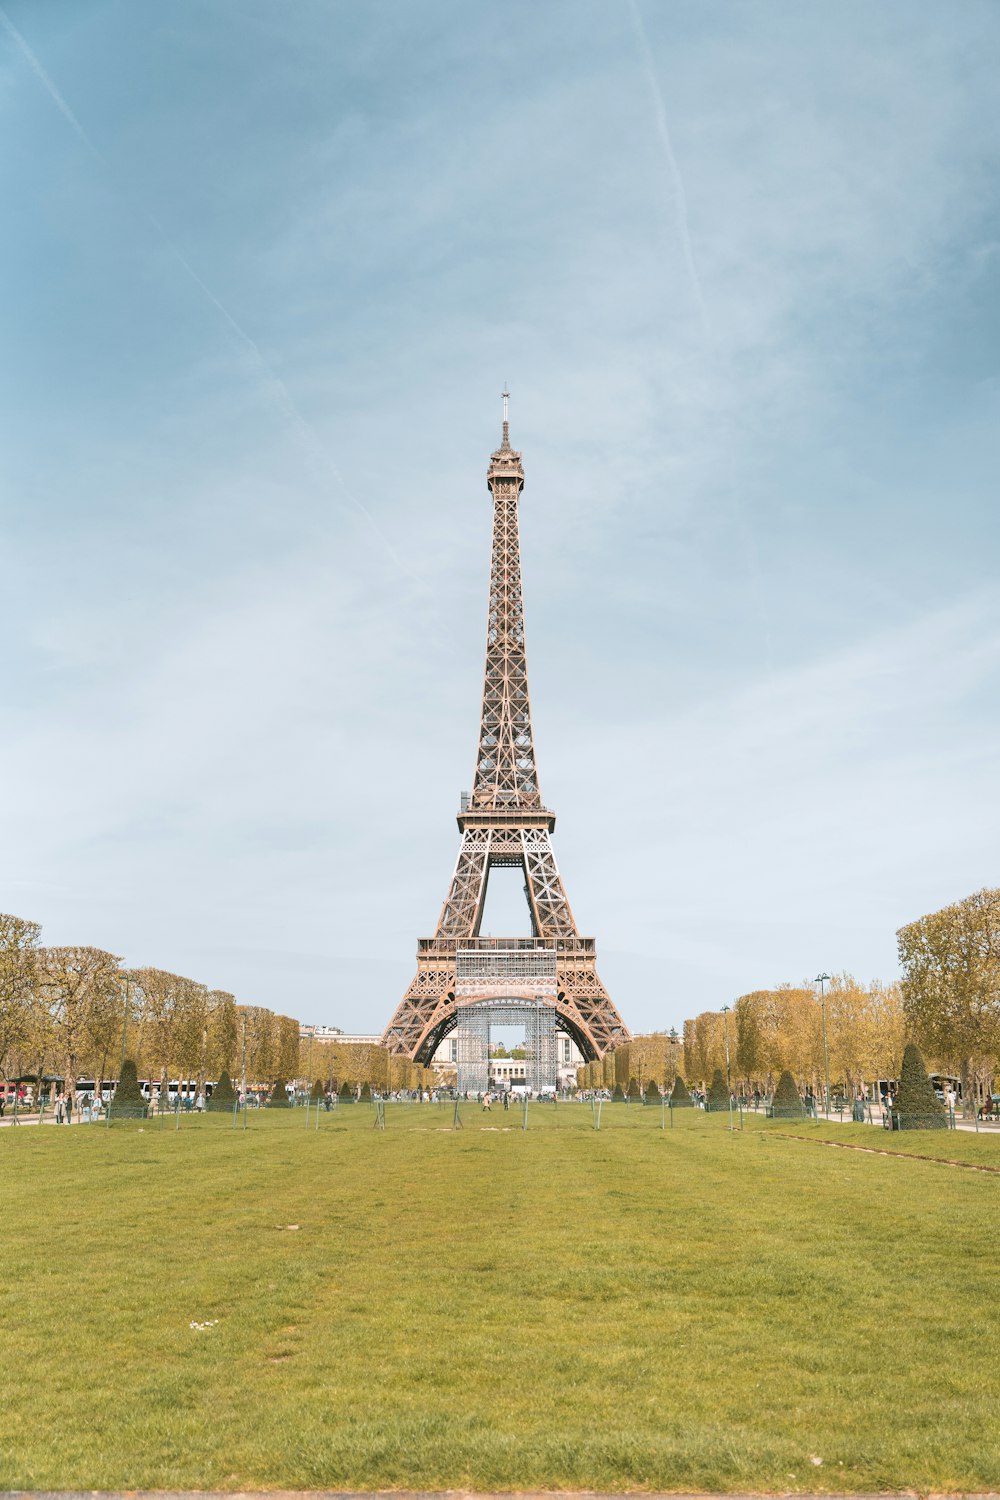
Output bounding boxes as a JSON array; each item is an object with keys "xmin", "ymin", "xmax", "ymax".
[{"xmin": 452, "ymin": 998, "xmax": 559, "ymax": 1095}]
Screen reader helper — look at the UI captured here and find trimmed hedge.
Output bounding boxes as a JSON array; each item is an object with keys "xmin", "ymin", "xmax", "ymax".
[
  {"xmin": 627, "ymin": 1077, "xmax": 642, "ymax": 1100},
  {"xmin": 310, "ymin": 1079, "xmax": 324, "ymax": 1101},
  {"xmin": 208, "ymin": 1069, "xmax": 236, "ymax": 1112},
  {"xmin": 893, "ymin": 1042, "xmax": 947, "ymax": 1130},
  {"xmin": 111, "ymin": 1059, "xmax": 146, "ymax": 1118},
  {"xmin": 644, "ymin": 1078, "xmax": 661, "ymax": 1102},
  {"xmin": 268, "ymin": 1077, "xmax": 290, "ymax": 1108},
  {"xmin": 338, "ymin": 1081, "xmax": 353, "ymax": 1101},
  {"xmin": 670, "ymin": 1075, "xmax": 692, "ymax": 1106},
  {"xmin": 612, "ymin": 1083, "xmax": 625, "ymax": 1103},
  {"xmin": 359, "ymin": 1082, "xmax": 372, "ymax": 1102},
  {"xmin": 770, "ymin": 1070, "xmax": 804, "ymax": 1118},
  {"xmin": 708, "ymin": 1068, "xmax": 729, "ymax": 1109}
]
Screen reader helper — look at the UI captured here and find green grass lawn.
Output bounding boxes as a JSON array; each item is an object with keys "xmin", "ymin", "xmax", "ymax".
[{"xmin": 3, "ymin": 1100, "xmax": 999, "ymax": 1493}]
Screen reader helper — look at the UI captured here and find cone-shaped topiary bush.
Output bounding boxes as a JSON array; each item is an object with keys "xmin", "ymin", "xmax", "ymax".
[
  {"xmin": 208, "ymin": 1069, "xmax": 236, "ymax": 1112},
  {"xmin": 339, "ymin": 1080, "xmax": 353, "ymax": 1101},
  {"xmin": 670, "ymin": 1075, "xmax": 692, "ymax": 1106},
  {"xmin": 708, "ymin": 1068, "xmax": 729, "ymax": 1109},
  {"xmin": 359, "ymin": 1081, "xmax": 372, "ymax": 1102},
  {"xmin": 268, "ymin": 1077, "xmax": 290, "ymax": 1108},
  {"xmin": 112, "ymin": 1059, "xmax": 146, "ymax": 1117},
  {"xmin": 770, "ymin": 1070, "xmax": 803, "ymax": 1118},
  {"xmin": 311, "ymin": 1078, "xmax": 324, "ymax": 1100},
  {"xmin": 645, "ymin": 1078, "xmax": 661, "ymax": 1102},
  {"xmin": 894, "ymin": 1042, "xmax": 947, "ymax": 1130},
  {"xmin": 627, "ymin": 1077, "xmax": 642, "ymax": 1100},
  {"xmin": 612, "ymin": 1082, "xmax": 625, "ymax": 1102}
]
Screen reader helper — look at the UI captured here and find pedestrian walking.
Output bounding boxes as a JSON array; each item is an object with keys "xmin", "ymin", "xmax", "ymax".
[
  {"xmin": 65, "ymin": 1094, "xmax": 73, "ymax": 1124},
  {"xmin": 55, "ymin": 1094, "xmax": 64, "ymax": 1124}
]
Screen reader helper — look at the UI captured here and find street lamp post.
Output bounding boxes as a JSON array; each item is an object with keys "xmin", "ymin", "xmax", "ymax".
[
  {"xmin": 721, "ymin": 1005, "xmax": 733, "ymax": 1130},
  {"xmin": 814, "ymin": 973, "xmax": 832, "ymax": 1117},
  {"xmin": 720, "ymin": 1005, "xmax": 732, "ymax": 1092},
  {"xmin": 119, "ymin": 973, "xmax": 131, "ymax": 1082},
  {"xmin": 668, "ymin": 1026, "xmax": 679, "ymax": 1088}
]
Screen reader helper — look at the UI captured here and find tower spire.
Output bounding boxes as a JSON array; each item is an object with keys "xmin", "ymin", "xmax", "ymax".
[{"xmin": 502, "ymin": 387, "xmax": 510, "ymax": 449}]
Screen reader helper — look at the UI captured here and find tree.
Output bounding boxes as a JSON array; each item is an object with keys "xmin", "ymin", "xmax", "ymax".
[
  {"xmin": 276, "ymin": 1015, "xmax": 300, "ymax": 1081},
  {"xmin": 612, "ymin": 1082, "xmax": 625, "ymax": 1102},
  {"xmin": 207, "ymin": 991, "xmax": 239, "ymax": 1077},
  {"xmin": 359, "ymin": 1081, "xmax": 372, "ymax": 1102},
  {"xmin": 627, "ymin": 1076, "xmax": 641, "ymax": 1100},
  {"xmin": 770, "ymin": 1070, "xmax": 803, "ymax": 1118},
  {"xmin": 311, "ymin": 1078, "xmax": 324, "ymax": 1100},
  {"xmin": 37, "ymin": 946, "xmax": 122, "ymax": 1096},
  {"xmin": 339, "ymin": 1080, "xmax": 353, "ymax": 1101},
  {"xmin": 0, "ymin": 914, "xmax": 41, "ymax": 1079},
  {"xmin": 708, "ymin": 1067, "xmax": 729, "ymax": 1109},
  {"xmin": 135, "ymin": 969, "xmax": 186, "ymax": 1097},
  {"xmin": 735, "ymin": 992, "xmax": 767, "ymax": 1085},
  {"xmin": 893, "ymin": 1042, "xmax": 947, "ymax": 1130},
  {"xmin": 898, "ymin": 888, "xmax": 1000, "ymax": 1114},
  {"xmin": 670, "ymin": 1075, "xmax": 692, "ymax": 1106},
  {"xmin": 268, "ymin": 1077, "xmax": 290, "ymax": 1107},
  {"xmin": 644, "ymin": 1077, "xmax": 660, "ymax": 1102}
]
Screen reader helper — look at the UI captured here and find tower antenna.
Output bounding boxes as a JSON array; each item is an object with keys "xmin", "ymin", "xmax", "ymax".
[{"xmin": 502, "ymin": 386, "xmax": 510, "ymax": 446}]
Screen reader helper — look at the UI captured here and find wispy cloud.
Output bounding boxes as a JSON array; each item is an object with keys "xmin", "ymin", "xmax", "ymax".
[
  {"xmin": 625, "ymin": 0, "xmax": 711, "ymax": 344},
  {"xmin": 0, "ymin": 5, "xmax": 408, "ymax": 574}
]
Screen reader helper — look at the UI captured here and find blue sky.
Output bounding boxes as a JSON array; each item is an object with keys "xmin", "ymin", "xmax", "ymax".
[{"xmin": 2, "ymin": 0, "xmax": 998, "ymax": 1034}]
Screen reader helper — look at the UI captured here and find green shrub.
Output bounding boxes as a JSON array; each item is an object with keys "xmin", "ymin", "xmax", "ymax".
[
  {"xmin": 770, "ymin": 1070, "xmax": 804, "ymax": 1118},
  {"xmin": 670, "ymin": 1075, "xmax": 692, "ymax": 1106},
  {"xmin": 627, "ymin": 1077, "xmax": 641, "ymax": 1100},
  {"xmin": 612, "ymin": 1083, "xmax": 625, "ymax": 1102},
  {"xmin": 338, "ymin": 1080, "xmax": 353, "ymax": 1101},
  {"xmin": 310, "ymin": 1078, "xmax": 324, "ymax": 1100},
  {"xmin": 268, "ymin": 1078, "xmax": 290, "ymax": 1108},
  {"xmin": 359, "ymin": 1082, "xmax": 372, "ymax": 1102},
  {"xmin": 208, "ymin": 1070, "xmax": 236, "ymax": 1112},
  {"xmin": 708, "ymin": 1068, "xmax": 729, "ymax": 1109},
  {"xmin": 111, "ymin": 1059, "xmax": 146, "ymax": 1118},
  {"xmin": 893, "ymin": 1042, "xmax": 947, "ymax": 1130},
  {"xmin": 644, "ymin": 1078, "xmax": 661, "ymax": 1102}
]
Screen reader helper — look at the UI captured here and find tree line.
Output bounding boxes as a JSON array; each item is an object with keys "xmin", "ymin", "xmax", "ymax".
[
  {"xmin": 0, "ymin": 912, "xmax": 300, "ymax": 1097},
  {"xmin": 303, "ymin": 1038, "xmax": 437, "ymax": 1095},
  {"xmin": 579, "ymin": 886, "xmax": 999, "ymax": 1109}
]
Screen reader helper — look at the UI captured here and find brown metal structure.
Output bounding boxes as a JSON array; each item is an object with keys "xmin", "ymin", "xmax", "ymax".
[{"xmin": 382, "ymin": 397, "xmax": 630, "ymax": 1065}]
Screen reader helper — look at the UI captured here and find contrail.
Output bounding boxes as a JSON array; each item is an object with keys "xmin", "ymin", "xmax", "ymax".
[
  {"xmin": 0, "ymin": 5, "xmax": 411, "ymax": 576},
  {"xmin": 0, "ymin": 7, "xmax": 97, "ymax": 148},
  {"xmin": 626, "ymin": 0, "xmax": 711, "ymax": 344}
]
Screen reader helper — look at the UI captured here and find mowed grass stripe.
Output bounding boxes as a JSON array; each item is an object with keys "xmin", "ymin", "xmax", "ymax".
[{"xmin": 1, "ymin": 1106, "xmax": 998, "ymax": 1493}]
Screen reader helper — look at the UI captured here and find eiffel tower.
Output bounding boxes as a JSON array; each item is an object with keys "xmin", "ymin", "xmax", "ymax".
[{"xmin": 381, "ymin": 395, "xmax": 629, "ymax": 1070}]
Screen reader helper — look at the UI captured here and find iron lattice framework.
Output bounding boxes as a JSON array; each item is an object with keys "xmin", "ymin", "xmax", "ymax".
[{"xmin": 382, "ymin": 399, "xmax": 630, "ymax": 1066}]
